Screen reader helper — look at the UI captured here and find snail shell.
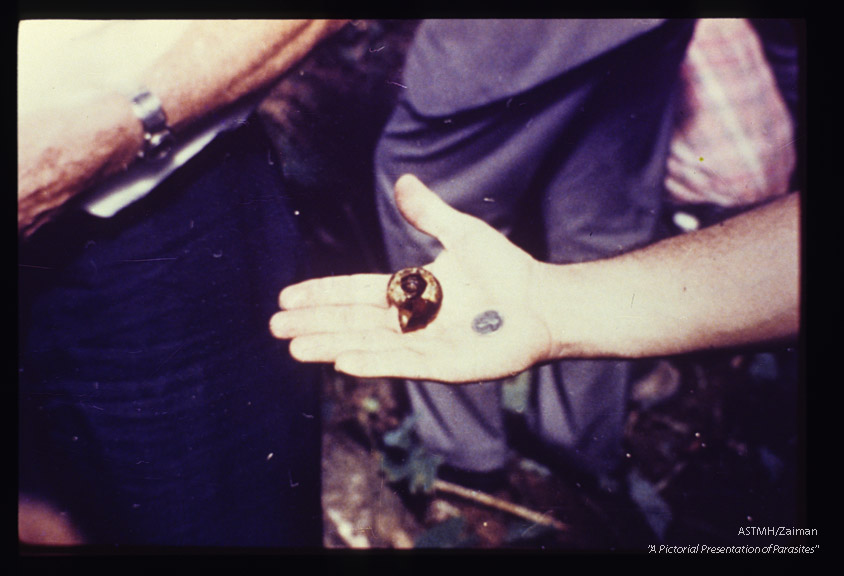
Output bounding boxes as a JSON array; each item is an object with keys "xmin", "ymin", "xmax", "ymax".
[{"xmin": 386, "ymin": 267, "xmax": 442, "ymax": 333}]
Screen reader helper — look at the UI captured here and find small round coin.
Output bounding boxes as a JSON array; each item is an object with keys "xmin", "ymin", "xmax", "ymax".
[{"xmin": 472, "ymin": 310, "xmax": 503, "ymax": 334}]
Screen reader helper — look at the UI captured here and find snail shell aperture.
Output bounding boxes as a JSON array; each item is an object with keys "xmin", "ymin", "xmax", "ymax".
[{"xmin": 386, "ymin": 267, "xmax": 442, "ymax": 333}]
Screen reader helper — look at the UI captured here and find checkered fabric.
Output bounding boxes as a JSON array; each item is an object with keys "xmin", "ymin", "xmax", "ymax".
[{"xmin": 665, "ymin": 19, "xmax": 796, "ymax": 206}]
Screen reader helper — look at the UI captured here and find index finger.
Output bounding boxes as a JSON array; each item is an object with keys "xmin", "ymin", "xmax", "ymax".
[{"xmin": 280, "ymin": 273, "xmax": 390, "ymax": 309}]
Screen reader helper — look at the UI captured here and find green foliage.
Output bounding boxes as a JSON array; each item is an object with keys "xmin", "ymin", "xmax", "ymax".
[
  {"xmin": 378, "ymin": 416, "xmax": 443, "ymax": 495},
  {"xmin": 627, "ymin": 467, "xmax": 672, "ymax": 540},
  {"xmin": 501, "ymin": 370, "xmax": 531, "ymax": 414},
  {"xmin": 413, "ymin": 516, "xmax": 478, "ymax": 548}
]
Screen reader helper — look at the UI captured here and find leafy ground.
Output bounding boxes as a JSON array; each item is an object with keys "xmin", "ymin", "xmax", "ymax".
[
  {"xmin": 317, "ymin": 350, "xmax": 804, "ymax": 551},
  {"xmin": 258, "ymin": 20, "xmax": 809, "ymax": 553}
]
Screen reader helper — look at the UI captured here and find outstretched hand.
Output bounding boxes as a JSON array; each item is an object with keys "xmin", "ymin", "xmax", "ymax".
[{"xmin": 270, "ymin": 174, "xmax": 556, "ymax": 383}]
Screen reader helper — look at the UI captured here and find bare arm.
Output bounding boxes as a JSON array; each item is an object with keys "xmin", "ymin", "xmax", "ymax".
[
  {"xmin": 538, "ymin": 191, "xmax": 801, "ymax": 359},
  {"xmin": 270, "ymin": 176, "xmax": 800, "ymax": 383},
  {"xmin": 17, "ymin": 19, "xmax": 347, "ymax": 237}
]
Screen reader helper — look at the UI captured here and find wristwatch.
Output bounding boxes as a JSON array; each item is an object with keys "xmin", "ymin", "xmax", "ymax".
[{"xmin": 130, "ymin": 88, "xmax": 175, "ymax": 161}]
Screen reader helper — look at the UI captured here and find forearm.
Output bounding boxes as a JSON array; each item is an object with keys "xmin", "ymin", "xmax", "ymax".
[
  {"xmin": 17, "ymin": 19, "xmax": 346, "ymax": 237},
  {"xmin": 538, "ymin": 193, "xmax": 801, "ymax": 358},
  {"xmin": 139, "ymin": 20, "xmax": 347, "ymax": 132},
  {"xmin": 17, "ymin": 93, "xmax": 144, "ymax": 235}
]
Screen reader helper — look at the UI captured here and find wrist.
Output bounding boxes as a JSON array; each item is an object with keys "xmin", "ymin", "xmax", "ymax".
[
  {"xmin": 534, "ymin": 262, "xmax": 594, "ymax": 359},
  {"xmin": 534, "ymin": 259, "xmax": 642, "ymax": 360},
  {"xmin": 129, "ymin": 88, "xmax": 176, "ymax": 161}
]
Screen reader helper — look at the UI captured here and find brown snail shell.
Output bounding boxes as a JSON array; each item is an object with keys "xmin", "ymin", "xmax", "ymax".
[{"xmin": 386, "ymin": 267, "xmax": 442, "ymax": 333}]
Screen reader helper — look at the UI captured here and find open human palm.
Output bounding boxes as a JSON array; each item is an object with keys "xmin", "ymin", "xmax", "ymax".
[{"xmin": 270, "ymin": 174, "xmax": 555, "ymax": 383}]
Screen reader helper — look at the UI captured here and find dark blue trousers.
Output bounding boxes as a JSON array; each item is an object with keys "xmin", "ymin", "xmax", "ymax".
[{"xmin": 18, "ymin": 118, "xmax": 322, "ymax": 547}]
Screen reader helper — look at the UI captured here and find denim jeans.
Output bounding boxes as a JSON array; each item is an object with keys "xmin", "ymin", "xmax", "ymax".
[{"xmin": 19, "ymin": 119, "xmax": 322, "ymax": 547}]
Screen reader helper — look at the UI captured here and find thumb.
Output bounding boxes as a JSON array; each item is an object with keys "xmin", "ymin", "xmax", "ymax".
[{"xmin": 394, "ymin": 174, "xmax": 485, "ymax": 249}]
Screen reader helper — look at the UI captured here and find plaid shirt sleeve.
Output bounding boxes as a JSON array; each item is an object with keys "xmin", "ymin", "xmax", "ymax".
[{"xmin": 665, "ymin": 19, "xmax": 796, "ymax": 207}]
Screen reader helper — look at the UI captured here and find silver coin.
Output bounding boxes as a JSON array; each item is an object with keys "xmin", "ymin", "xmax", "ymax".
[{"xmin": 472, "ymin": 310, "xmax": 503, "ymax": 334}]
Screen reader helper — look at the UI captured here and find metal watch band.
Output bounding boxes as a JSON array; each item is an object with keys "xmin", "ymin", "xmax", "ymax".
[{"xmin": 131, "ymin": 89, "xmax": 175, "ymax": 161}]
